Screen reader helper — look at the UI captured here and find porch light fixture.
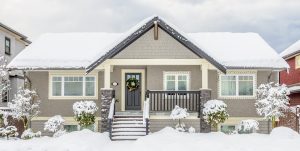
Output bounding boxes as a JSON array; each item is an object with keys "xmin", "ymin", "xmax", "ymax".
[{"xmin": 112, "ymin": 82, "xmax": 118, "ymax": 86}]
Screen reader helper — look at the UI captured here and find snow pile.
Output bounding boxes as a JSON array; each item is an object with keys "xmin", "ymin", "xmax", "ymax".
[
  {"xmin": 170, "ymin": 105, "xmax": 189, "ymax": 120},
  {"xmin": 44, "ymin": 115, "xmax": 65, "ymax": 133},
  {"xmin": 237, "ymin": 119, "xmax": 259, "ymax": 133},
  {"xmin": 270, "ymin": 127, "xmax": 299, "ymax": 139},
  {"xmin": 0, "ymin": 127, "xmax": 300, "ymax": 151},
  {"xmin": 73, "ymin": 101, "xmax": 98, "ymax": 115}
]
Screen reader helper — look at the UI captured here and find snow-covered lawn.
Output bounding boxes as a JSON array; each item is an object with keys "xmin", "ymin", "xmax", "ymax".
[{"xmin": 0, "ymin": 127, "xmax": 299, "ymax": 151}]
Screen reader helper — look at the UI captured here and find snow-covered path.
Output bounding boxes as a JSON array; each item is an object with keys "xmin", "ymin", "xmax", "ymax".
[{"xmin": 0, "ymin": 127, "xmax": 299, "ymax": 151}]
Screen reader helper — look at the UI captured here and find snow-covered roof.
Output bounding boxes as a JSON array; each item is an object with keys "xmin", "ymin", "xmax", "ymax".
[
  {"xmin": 280, "ymin": 40, "xmax": 300, "ymax": 59},
  {"xmin": 288, "ymin": 85, "xmax": 300, "ymax": 93},
  {"xmin": 188, "ymin": 33, "xmax": 289, "ymax": 69},
  {"xmin": 8, "ymin": 16, "xmax": 289, "ymax": 71}
]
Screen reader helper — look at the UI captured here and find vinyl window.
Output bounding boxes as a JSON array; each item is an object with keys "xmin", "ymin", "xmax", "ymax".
[
  {"xmin": 51, "ymin": 76, "xmax": 96, "ymax": 97},
  {"xmin": 219, "ymin": 74, "xmax": 255, "ymax": 97},
  {"xmin": 5, "ymin": 37, "xmax": 11, "ymax": 55},
  {"xmin": 164, "ymin": 72, "xmax": 190, "ymax": 91}
]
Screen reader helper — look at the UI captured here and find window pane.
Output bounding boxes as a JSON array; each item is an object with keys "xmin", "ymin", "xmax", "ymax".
[
  {"xmin": 221, "ymin": 76, "xmax": 236, "ymax": 96},
  {"xmin": 178, "ymin": 81, "xmax": 187, "ymax": 90},
  {"xmin": 52, "ymin": 77, "xmax": 62, "ymax": 96},
  {"xmin": 64, "ymin": 125, "xmax": 78, "ymax": 132},
  {"xmin": 85, "ymin": 77, "xmax": 95, "ymax": 96},
  {"xmin": 64, "ymin": 77, "xmax": 83, "ymax": 96},
  {"xmin": 166, "ymin": 81, "xmax": 175, "ymax": 90},
  {"xmin": 239, "ymin": 76, "xmax": 253, "ymax": 96},
  {"xmin": 167, "ymin": 75, "xmax": 175, "ymax": 80}
]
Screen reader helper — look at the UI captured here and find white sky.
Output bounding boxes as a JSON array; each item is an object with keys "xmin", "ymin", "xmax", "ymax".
[{"xmin": 1, "ymin": 0, "xmax": 300, "ymax": 52}]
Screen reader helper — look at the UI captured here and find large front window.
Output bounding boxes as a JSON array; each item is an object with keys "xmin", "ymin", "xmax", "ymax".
[
  {"xmin": 164, "ymin": 72, "xmax": 190, "ymax": 91},
  {"xmin": 220, "ymin": 74, "xmax": 255, "ymax": 97},
  {"xmin": 51, "ymin": 75, "xmax": 96, "ymax": 97}
]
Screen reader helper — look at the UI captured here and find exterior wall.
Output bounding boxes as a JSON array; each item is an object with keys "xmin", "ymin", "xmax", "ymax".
[
  {"xmin": 279, "ymin": 56, "xmax": 300, "ymax": 106},
  {"xmin": 113, "ymin": 27, "xmax": 199, "ymax": 59},
  {"xmin": 280, "ymin": 57, "xmax": 300, "ymax": 85},
  {"xmin": 209, "ymin": 70, "xmax": 277, "ymax": 117},
  {"xmin": 150, "ymin": 118, "xmax": 200, "ymax": 133},
  {"xmin": 27, "ymin": 71, "xmax": 104, "ymax": 117}
]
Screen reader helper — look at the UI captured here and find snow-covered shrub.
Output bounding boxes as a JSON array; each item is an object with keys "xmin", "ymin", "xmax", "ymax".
[
  {"xmin": 203, "ymin": 100, "xmax": 229, "ymax": 128},
  {"xmin": 237, "ymin": 119, "xmax": 259, "ymax": 134},
  {"xmin": 0, "ymin": 56, "xmax": 10, "ymax": 101},
  {"xmin": 8, "ymin": 88, "xmax": 40, "ymax": 129},
  {"xmin": 188, "ymin": 126, "xmax": 195, "ymax": 133},
  {"xmin": 21, "ymin": 128, "xmax": 41, "ymax": 140},
  {"xmin": 0, "ymin": 126, "xmax": 18, "ymax": 139},
  {"xmin": 53, "ymin": 129, "xmax": 67, "ymax": 137},
  {"xmin": 73, "ymin": 101, "xmax": 98, "ymax": 128},
  {"xmin": 44, "ymin": 115, "xmax": 66, "ymax": 137},
  {"xmin": 255, "ymin": 83, "xmax": 289, "ymax": 128},
  {"xmin": 44, "ymin": 115, "xmax": 65, "ymax": 132},
  {"xmin": 170, "ymin": 105, "xmax": 189, "ymax": 132}
]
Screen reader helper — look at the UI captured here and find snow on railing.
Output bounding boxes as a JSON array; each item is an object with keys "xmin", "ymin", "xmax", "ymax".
[
  {"xmin": 143, "ymin": 98, "xmax": 150, "ymax": 124},
  {"xmin": 108, "ymin": 98, "xmax": 115, "ymax": 119}
]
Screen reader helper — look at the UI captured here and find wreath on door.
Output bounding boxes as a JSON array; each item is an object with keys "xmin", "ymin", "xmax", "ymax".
[{"xmin": 126, "ymin": 77, "xmax": 140, "ymax": 91}]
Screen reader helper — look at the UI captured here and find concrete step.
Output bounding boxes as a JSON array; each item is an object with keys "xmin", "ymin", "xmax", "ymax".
[
  {"xmin": 112, "ymin": 131, "xmax": 147, "ymax": 136},
  {"xmin": 112, "ymin": 128, "xmax": 147, "ymax": 132},
  {"xmin": 113, "ymin": 121, "xmax": 144, "ymax": 124},
  {"xmin": 111, "ymin": 135, "xmax": 143, "ymax": 141}
]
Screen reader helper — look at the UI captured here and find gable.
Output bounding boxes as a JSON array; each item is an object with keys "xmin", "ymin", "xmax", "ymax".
[{"xmin": 113, "ymin": 27, "xmax": 199, "ymax": 59}]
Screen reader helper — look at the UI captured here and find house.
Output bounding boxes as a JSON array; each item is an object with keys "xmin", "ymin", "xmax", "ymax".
[
  {"xmin": 280, "ymin": 41, "xmax": 300, "ymax": 106},
  {"xmin": 0, "ymin": 22, "xmax": 31, "ymax": 105},
  {"xmin": 7, "ymin": 16, "xmax": 288, "ymax": 139}
]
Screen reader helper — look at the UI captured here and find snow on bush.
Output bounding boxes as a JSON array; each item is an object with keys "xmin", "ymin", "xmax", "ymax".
[
  {"xmin": 0, "ymin": 56, "xmax": 10, "ymax": 100},
  {"xmin": 8, "ymin": 88, "xmax": 40, "ymax": 129},
  {"xmin": 44, "ymin": 115, "xmax": 65, "ymax": 132},
  {"xmin": 237, "ymin": 119, "xmax": 259, "ymax": 134},
  {"xmin": 188, "ymin": 126, "xmax": 195, "ymax": 133},
  {"xmin": 21, "ymin": 128, "xmax": 41, "ymax": 140},
  {"xmin": 255, "ymin": 83, "xmax": 289, "ymax": 127},
  {"xmin": 203, "ymin": 100, "xmax": 229, "ymax": 127},
  {"xmin": 73, "ymin": 101, "xmax": 98, "ymax": 128},
  {"xmin": 170, "ymin": 105, "xmax": 189, "ymax": 132},
  {"xmin": 53, "ymin": 129, "xmax": 67, "ymax": 137},
  {"xmin": 44, "ymin": 115, "xmax": 66, "ymax": 137},
  {"xmin": 0, "ymin": 126, "xmax": 18, "ymax": 139}
]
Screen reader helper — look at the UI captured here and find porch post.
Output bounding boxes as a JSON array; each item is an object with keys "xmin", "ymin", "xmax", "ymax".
[
  {"xmin": 200, "ymin": 89, "xmax": 211, "ymax": 133},
  {"xmin": 104, "ymin": 65, "xmax": 111, "ymax": 88},
  {"xmin": 100, "ymin": 88, "xmax": 115, "ymax": 132},
  {"xmin": 201, "ymin": 64, "xmax": 209, "ymax": 89}
]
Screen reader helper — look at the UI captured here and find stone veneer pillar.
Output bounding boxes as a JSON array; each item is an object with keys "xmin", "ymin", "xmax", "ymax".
[
  {"xmin": 200, "ymin": 89, "xmax": 212, "ymax": 133},
  {"xmin": 100, "ymin": 88, "xmax": 115, "ymax": 132}
]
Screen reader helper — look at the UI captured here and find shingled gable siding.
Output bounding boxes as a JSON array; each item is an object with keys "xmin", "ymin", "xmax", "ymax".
[{"xmin": 113, "ymin": 27, "xmax": 199, "ymax": 59}]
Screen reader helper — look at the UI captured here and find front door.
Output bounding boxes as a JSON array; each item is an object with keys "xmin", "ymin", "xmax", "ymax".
[{"xmin": 125, "ymin": 73, "xmax": 141, "ymax": 110}]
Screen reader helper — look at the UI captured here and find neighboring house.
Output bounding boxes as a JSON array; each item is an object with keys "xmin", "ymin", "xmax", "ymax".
[
  {"xmin": 280, "ymin": 41, "xmax": 300, "ymax": 106},
  {"xmin": 0, "ymin": 22, "xmax": 31, "ymax": 105},
  {"xmin": 8, "ymin": 16, "xmax": 288, "ymax": 139}
]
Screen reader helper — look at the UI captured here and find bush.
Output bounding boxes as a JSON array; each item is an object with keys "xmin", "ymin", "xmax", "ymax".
[
  {"xmin": 170, "ymin": 105, "xmax": 189, "ymax": 132},
  {"xmin": 73, "ymin": 101, "xmax": 98, "ymax": 129},
  {"xmin": 0, "ymin": 126, "xmax": 18, "ymax": 139},
  {"xmin": 44, "ymin": 115, "xmax": 66, "ymax": 137},
  {"xmin": 203, "ymin": 100, "xmax": 229, "ymax": 128},
  {"xmin": 237, "ymin": 119, "xmax": 259, "ymax": 134},
  {"xmin": 21, "ymin": 128, "xmax": 41, "ymax": 140}
]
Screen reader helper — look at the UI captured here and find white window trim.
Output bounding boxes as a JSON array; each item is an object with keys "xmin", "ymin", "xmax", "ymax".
[
  {"xmin": 163, "ymin": 71, "xmax": 190, "ymax": 91},
  {"xmin": 218, "ymin": 73, "xmax": 257, "ymax": 99},
  {"xmin": 49, "ymin": 72, "xmax": 98, "ymax": 100}
]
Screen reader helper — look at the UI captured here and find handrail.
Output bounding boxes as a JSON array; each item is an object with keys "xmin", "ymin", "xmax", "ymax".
[
  {"xmin": 143, "ymin": 98, "xmax": 150, "ymax": 135},
  {"xmin": 108, "ymin": 98, "xmax": 115, "ymax": 140},
  {"xmin": 108, "ymin": 98, "xmax": 115, "ymax": 119}
]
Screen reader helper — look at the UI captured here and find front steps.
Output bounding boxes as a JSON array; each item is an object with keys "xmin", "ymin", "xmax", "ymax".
[{"xmin": 111, "ymin": 114, "xmax": 149, "ymax": 141}]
